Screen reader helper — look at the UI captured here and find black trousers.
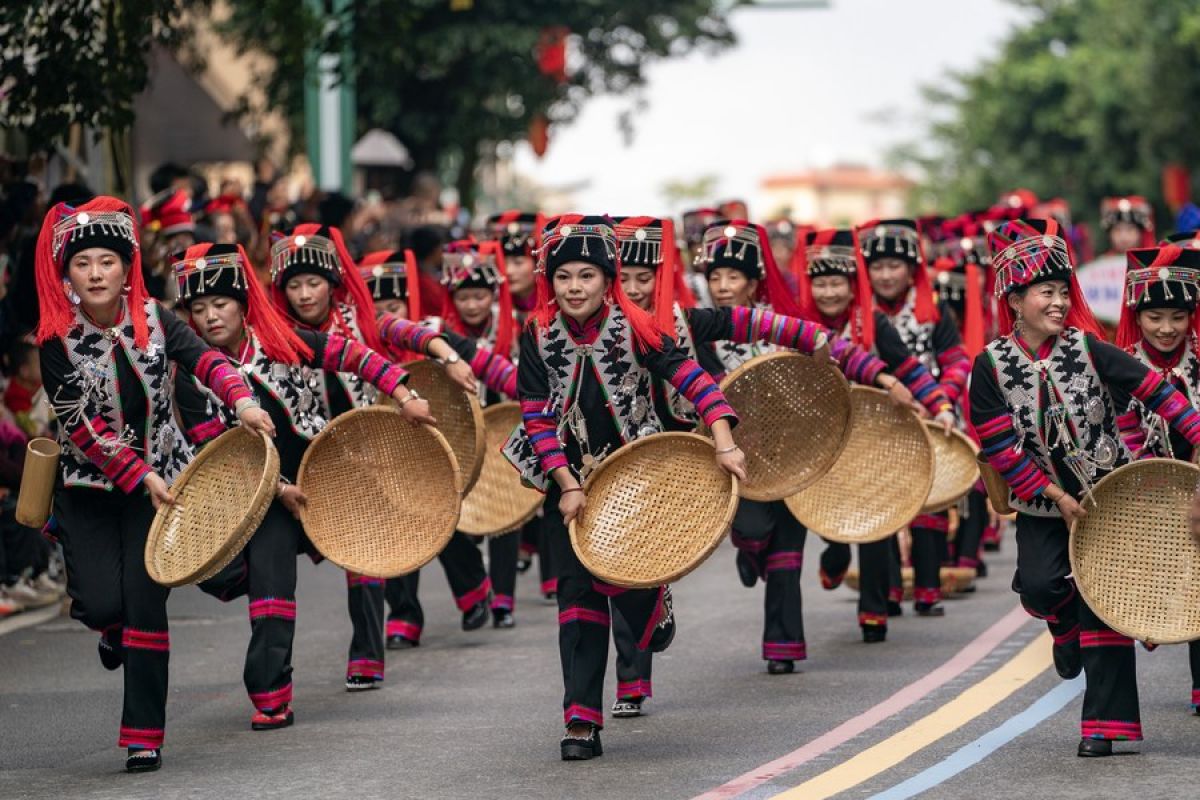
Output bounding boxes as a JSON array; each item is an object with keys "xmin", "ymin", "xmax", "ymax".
[
  {"xmin": 1014, "ymin": 513, "xmax": 1141, "ymax": 740},
  {"xmin": 199, "ymin": 500, "xmax": 300, "ymax": 711},
  {"xmin": 953, "ymin": 488, "xmax": 988, "ymax": 568},
  {"xmin": 381, "ymin": 530, "xmax": 491, "ymax": 643},
  {"xmin": 612, "ymin": 604, "xmax": 653, "ymax": 700},
  {"xmin": 730, "ymin": 500, "xmax": 806, "ymax": 661},
  {"xmin": 819, "ymin": 537, "xmax": 893, "ymax": 628},
  {"xmin": 55, "ymin": 487, "xmax": 169, "ymax": 749},
  {"xmin": 486, "ymin": 531, "xmax": 519, "ymax": 611},
  {"xmin": 521, "ymin": 513, "xmax": 557, "ymax": 596},
  {"xmin": 1190, "ymin": 641, "xmax": 1200, "ymax": 710},
  {"xmin": 903, "ymin": 512, "xmax": 948, "ymax": 606},
  {"xmin": 544, "ymin": 486, "xmax": 663, "ymax": 728},
  {"xmin": 346, "ymin": 572, "xmax": 386, "ymax": 680},
  {"xmin": 0, "ymin": 511, "xmax": 50, "ymax": 584}
]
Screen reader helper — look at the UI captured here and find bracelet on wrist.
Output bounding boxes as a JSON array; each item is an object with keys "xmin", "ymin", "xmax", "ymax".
[
  {"xmin": 715, "ymin": 445, "xmax": 741, "ymax": 455},
  {"xmin": 397, "ymin": 389, "xmax": 421, "ymax": 409},
  {"xmin": 561, "ymin": 486, "xmax": 583, "ymax": 495}
]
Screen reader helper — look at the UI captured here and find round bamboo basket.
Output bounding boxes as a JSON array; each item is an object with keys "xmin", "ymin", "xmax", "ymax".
[
  {"xmin": 298, "ymin": 406, "xmax": 461, "ymax": 577},
  {"xmin": 145, "ymin": 427, "xmax": 279, "ymax": 587},
  {"xmin": 717, "ymin": 352, "xmax": 851, "ymax": 501},
  {"xmin": 920, "ymin": 423, "xmax": 980, "ymax": 513},
  {"xmin": 459, "ymin": 402, "xmax": 543, "ymax": 536},
  {"xmin": 569, "ymin": 432, "xmax": 737, "ymax": 589},
  {"xmin": 785, "ymin": 386, "xmax": 935, "ymax": 544},
  {"xmin": 1070, "ymin": 459, "xmax": 1200, "ymax": 645},
  {"xmin": 400, "ymin": 359, "xmax": 485, "ymax": 493}
]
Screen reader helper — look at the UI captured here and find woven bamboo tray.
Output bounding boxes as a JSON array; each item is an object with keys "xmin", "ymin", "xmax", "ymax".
[
  {"xmin": 921, "ymin": 423, "xmax": 980, "ymax": 513},
  {"xmin": 1070, "ymin": 459, "xmax": 1200, "ymax": 645},
  {"xmin": 717, "ymin": 352, "xmax": 851, "ymax": 501},
  {"xmin": 785, "ymin": 386, "xmax": 934, "ymax": 544},
  {"xmin": 145, "ymin": 427, "xmax": 279, "ymax": 587},
  {"xmin": 298, "ymin": 406, "xmax": 461, "ymax": 578},
  {"xmin": 569, "ymin": 432, "xmax": 737, "ymax": 589},
  {"xmin": 400, "ymin": 359, "xmax": 485, "ymax": 494},
  {"xmin": 459, "ymin": 402, "xmax": 543, "ymax": 536},
  {"xmin": 977, "ymin": 453, "xmax": 1013, "ymax": 514},
  {"xmin": 844, "ymin": 565, "xmax": 977, "ymax": 598}
]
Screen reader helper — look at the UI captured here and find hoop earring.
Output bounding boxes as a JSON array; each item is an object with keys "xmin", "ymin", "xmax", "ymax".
[
  {"xmin": 121, "ymin": 284, "xmax": 131, "ymax": 296},
  {"xmin": 62, "ymin": 280, "xmax": 80, "ymax": 306}
]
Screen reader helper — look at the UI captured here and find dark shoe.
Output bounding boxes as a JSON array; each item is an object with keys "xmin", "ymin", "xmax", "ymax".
[
  {"xmin": 543, "ymin": 591, "xmax": 557, "ymax": 603},
  {"xmin": 736, "ymin": 550, "xmax": 758, "ymax": 588},
  {"xmin": 819, "ymin": 568, "xmax": 846, "ymax": 591},
  {"xmin": 1053, "ymin": 640, "xmax": 1083, "ymax": 680},
  {"xmin": 612, "ymin": 698, "xmax": 644, "ymax": 718},
  {"xmin": 462, "ymin": 601, "xmax": 490, "ymax": 631},
  {"xmin": 862, "ymin": 625, "xmax": 887, "ymax": 643},
  {"xmin": 649, "ymin": 587, "xmax": 675, "ymax": 653},
  {"xmin": 492, "ymin": 608, "xmax": 515, "ymax": 629},
  {"xmin": 125, "ymin": 748, "xmax": 162, "ymax": 773},
  {"xmin": 345, "ymin": 675, "xmax": 381, "ymax": 692},
  {"xmin": 251, "ymin": 705, "xmax": 295, "ymax": 731},
  {"xmin": 1077, "ymin": 738, "xmax": 1113, "ymax": 757},
  {"xmin": 976, "ymin": 560, "xmax": 988, "ymax": 578},
  {"xmin": 767, "ymin": 659, "xmax": 795, "ymax": 675},
  {"xmin": 561, "ymin": 724, "xmax": 603, "ymax": 760},
  {"xmin": 386, "ymin": 634, "xmax": 418, "ymax": 650},
  {"xmin": 887, "ymin": 600, "xmax": 904, "ymax": 617},
  {"xmin": 915, "ymin": 602, "xmax": 945, "ymax": 617},
  {"xmin": 983, "ymin": 541, "xmax": 1001, "ymax": 553},
  {"xmin": 516, "ymin": 555, "xmax": 533, "ymax": 574},
  {"xmin": 99, "ymin": 635, "xmax": 123, "ymax": 671}
]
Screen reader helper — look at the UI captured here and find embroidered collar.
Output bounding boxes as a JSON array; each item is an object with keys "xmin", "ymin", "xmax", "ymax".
[
  {"xmin": 1142, "ymin": 338, "xmax": 1187, "ymax": 373},
  {"xmin": 875, "ymin": 289, "xmax": 912, "ymax": 316},
  {"xmin": 820, "ymin": 311, "xmax": 850, "ymax": 332},
  {"xmin": 513, "ymin": 292, "xmax": 537, "ymax": 313},
  {"xmin": 564, "ymin": 305, "xmax": 609, "ymax": 344},
  {"xmin": 1012, "ymin": 332, "xmax": 1056, "ymax": 363}
]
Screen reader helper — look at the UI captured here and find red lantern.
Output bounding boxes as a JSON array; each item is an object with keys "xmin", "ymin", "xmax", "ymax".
[
  {"xmin": 529, "ymin": 115, "xmax": 549, "ymax": 158},
  {"xmin": 536, "ymin": 27, "xmax": 569, "ymax": 84},
  {"xmin": 1163, "ymin": 164, "xmax": 1191, "ymax": 211}
]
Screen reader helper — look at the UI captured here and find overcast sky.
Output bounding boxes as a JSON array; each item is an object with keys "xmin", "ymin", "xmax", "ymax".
[{"xmin": 510, "ymin": 0, "xmax": 1028, "ymax": 216}]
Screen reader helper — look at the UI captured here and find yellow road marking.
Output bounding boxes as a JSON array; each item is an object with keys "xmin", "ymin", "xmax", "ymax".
[{"xmin": 771, "ymin": 632, "xmax": 1053, "ymax": 800}]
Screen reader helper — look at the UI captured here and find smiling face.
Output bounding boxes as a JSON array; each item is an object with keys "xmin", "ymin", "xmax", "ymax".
[
  {"xmin": 810, "ymin": 275, "xmax": 853, "ymax": 318},
  {"xmin": 867, "ymin": 257, "xmax": 912, "ymax": 303},
  {"xmin": 189, "ymin": 294, "xmax": 246, "ymax": 350},
  {"xmin": 453, "ymin": 286, "xmax": 495, "ymax": 327},
  {"xmin": 620, "ymin": 266, "xmax": 657, "ymax": 312},
  {"xmin": 1137, "ymin": 307, "xmax": 1192, "ymax": 353},
  {"xmin": 1008, "ymin": 279, "xmax": 1070, "ymax": 339},
  {"xmin": 707, "ymin": 267, "xmax": 758, "ymax": 308},
  {"xmin": 285, "ymin": 274, "xmax": 332, "ymax": 325},
  {"xmin": 66, "ymin": 247, "xmax": 128, "ymax": 316},
  {"xmin": 552, "ymin": 261, "xmax": 609, "ymax": 322}
]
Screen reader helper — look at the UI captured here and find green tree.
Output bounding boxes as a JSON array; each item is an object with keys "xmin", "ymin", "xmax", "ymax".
[
  {"xmin": 898, "ymin": 0, "xmax": 1200, "ymax": 228},
  {"xmin": 220, "ymin": 0, "xmax": 735, "ymax": 207},
  {"xmin": 0, "ymin": 0, "xmax": 205, "ymax": 145}
]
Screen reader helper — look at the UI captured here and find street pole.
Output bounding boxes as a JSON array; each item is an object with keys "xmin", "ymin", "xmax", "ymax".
[{"xmin": 304, "ymin": 0, "xmax": 355, "ymax": 195}]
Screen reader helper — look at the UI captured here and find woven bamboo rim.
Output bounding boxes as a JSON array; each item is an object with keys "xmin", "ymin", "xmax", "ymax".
[
  {"xmin": 145, "ymin": 427, "xmax": 279, "ymax": 587},
  {"xmin": 717, "ymin": 351, "xmax": 851, "ymax": 501},
  {"xmin": 785, "ymin": 386, "xmax": 935, "ymax": 544},
  {"xmin": 298, "ymin": 406, "xmax": 461, "ymax": 578},
  {"xmin": 1070, "ymin": 459, "xmax": 1200, "ymax": 645},
  {"xmin": 977, "ymin": 453, "xmax": 1013, "ymax": 514},
  {"xmin": 400, "ymin": 359, "xmax": 485, "ymax": 494},
  {"xmin": 921, "ymin": 423, "xmax": 980, "ymax": 513},
  {"xmin": 568, "ymin": 432, "xmax": 737, "ymax": 589},
  {"xmin": 459, "ymin": 402, "xmax": 543, "ymax": 536}
]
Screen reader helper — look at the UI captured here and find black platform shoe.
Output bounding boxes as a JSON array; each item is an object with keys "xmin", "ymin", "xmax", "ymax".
[
  {"xmin": 125, "ymin": 748, "xmax": 162, "ymax": 773},
  {"xmin": 561, "ymin": 723, "xmax": 603, "ymax": 760},
  {"xmin": 915, "ymin": 602, "xmax": 945, "ymax": 617},
  {"xmin": 736, "ymin": 550, "xmax": 758, "ymax": 588},
  {"xmin": 345, "ymin": 674, "xmax": 381, "ymax": 692},
  {"xmin": 1053, "ymin": 640, "xmax": 1083, "ymax": 680},
  {"xmin": 1077, "ymin": 738, "xmax": 1113, "ymax": 757},
  {"xmin": 251, "ymin": 705, "xmax": 295, "ymax": 731},
  {"xmin": 976, "ymin": 560, "xmax": 988, "ymax": 578},
  {"xmin": 516, "ymin": 555, "xmax": 533, "ymax": 574},
  {"xmin": 98, "ymin": 635, "xmax": 123, "ymax": 671},
  {"xmin": 862, "ymin": 625, "xmax": 887, "ymax": 643},
  {"xmin": 462, "ymin": 601, "xmax": 490, "ymax": 631},
  {"xmin": 612, "ymin": 698, "xmax": 644, "ymax": 718},
  {"xmin": 767, "ymin": 659, "xmax": 795, "ymax": 675},
  {"xmin": 492, "ymin": 608, "xmax": 515, "ymax": 629},
  {"xmin": 887, "ymin": 600, "xmax": 904, "ymax": 617},
  {"xmin": 386, "ymin": 634, "xmax": 418, "ymax": 650}
]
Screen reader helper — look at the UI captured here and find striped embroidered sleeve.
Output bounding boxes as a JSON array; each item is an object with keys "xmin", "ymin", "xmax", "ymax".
[
  {"xmin": 470, "ymin": 346, "xmax": 518, "ymax": 399},
  {"xmin": 322, "ymin": 333, "xmax": 408, "ymax": 395},
  {"xmin": 936, "ymin": 344, "xmax": 971, "ymax": 405},
  {"xmin": 974, "ymin": 414, "xmax": 1053, "ymax": 501},
  {"xmin": 1115, "ymin": 405, "xmax": 1150, "ymax": 459},
  {"xmin": 193, "ymin": 350, "xmax": 253, "ymax": 408},
  {"xmin": 379, "ymin": 314, "xmax": 439, "ymax": 356},
  {"xmin": 668, "ymin": 360, "xmax": 738, "ymax": 428},
  {"xmin": 1129, "ymin": 372, "xmax": 1200, "ymax": 446},
  {"xmin": 521, "ymin": 398, "xmax": 567, "ymax": 474},
  {"xmin": 827, "ymin": 335, "xmax": 887, "ymax": 386},
  {"xmin": 725, "ymin": 306, "xmax": 827, "ymax": 355},
  {"xmin": 894, "ymin": 357, "xmax": 950, "ymax": 416}
]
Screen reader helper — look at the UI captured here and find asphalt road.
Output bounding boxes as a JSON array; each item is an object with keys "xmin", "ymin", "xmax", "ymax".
[{"xmin": 2, "ymin": 528, "xmax": 1198, "ymax": 800}]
